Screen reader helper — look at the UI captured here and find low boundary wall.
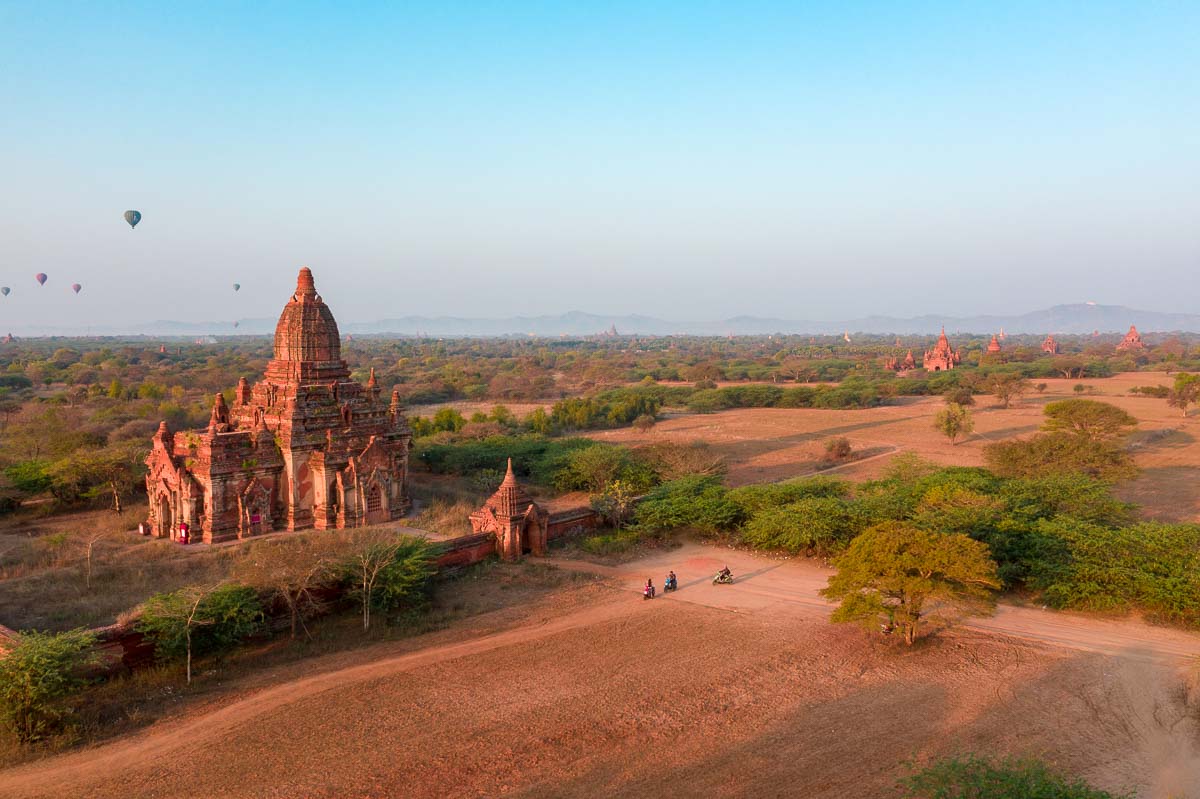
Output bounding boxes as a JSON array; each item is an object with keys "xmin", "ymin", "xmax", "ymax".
[{"xmin": 69, "ymin": 503, "xmax": 608, "ymax": 673}]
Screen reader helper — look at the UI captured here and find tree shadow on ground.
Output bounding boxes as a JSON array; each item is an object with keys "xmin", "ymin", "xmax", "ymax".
[
  {"xmin": 518, "ymin": 640, "xmax": 1198, "ymax": 799},
  {"xmin": 1116, "ymin": 465, "xmax": 1200, "ymax": 522}
]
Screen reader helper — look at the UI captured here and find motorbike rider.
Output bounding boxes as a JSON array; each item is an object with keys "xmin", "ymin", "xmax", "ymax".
[
  {"xmin": 718, "ymin": 565, "xmax": 732, "ymax": 580},
  {"xmin": 644, "ymin": 578, "xmax": 655, "ymax": 597},
  {"xmin": 666, "ymin": 570, "xmax": 677, "ymax": 589}
]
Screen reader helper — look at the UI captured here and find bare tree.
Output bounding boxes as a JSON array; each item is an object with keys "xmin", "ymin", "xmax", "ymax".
[
  {"xmin": 236, "ymin": 539, "xmax": 339, "ymax": 638},
  {"xmin": 345, "ymin": 533, "xmax": 401, "ymax": 633},
  {"xmin": 76, "ymin": 528, "xmax": 115, "ymax": 591}
]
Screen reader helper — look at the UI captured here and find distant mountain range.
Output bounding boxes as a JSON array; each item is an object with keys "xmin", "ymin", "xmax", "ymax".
[{"xmin": 13, "ymin": 304, "xmax": 1200, "ymax": 338}]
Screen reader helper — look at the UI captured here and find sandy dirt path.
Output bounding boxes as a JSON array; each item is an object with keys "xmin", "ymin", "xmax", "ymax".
[
  {"xmin": 572, "ymin": 542, "xmax": 1200, "ymax": 662},
  {"xmin": 0, "ymin": 597, "xmax": 636, "ymax": 799}
]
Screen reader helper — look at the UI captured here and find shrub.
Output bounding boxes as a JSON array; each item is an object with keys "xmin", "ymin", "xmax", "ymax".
[
  {"xmin": 903, "ymin": 755, "xmax": 1128, "ymax": 798},
  {"xmin": 824, "ymin": 436, "xmax": 853, "ymax": 460},
  {"xmin": 1030, "ymin": 519, "xmax": 1200, "ymax": 626},
  {"xmin": 4, "ymin": 460, "xmax": 52, "ymax": 494},
  {"xmin": 1041, "ymin": 399, "xmax": 1137, "ymax": 442},
  {"xmin": 740, "ymin": 497, "xmax": 864, "ymax": 555},
  {"xmin": 137, "ymin": 584, "xmax": 265, "ymax": 662},
  {"xmin": 0, "ymin": 629, "xmax": 97, "ymax": 743},
  {"xmin": 554, "ymin": 444, "xmax": 656, "ymax": 494},
  {"xmin": 631, "ymin": 414, "xmax": 656, "ymax": 432},
  {"xmin": 727, "ymin": 478, "xmax": 850, "ymax": 515},
  {"xmin": 372, "ymin": 538, "xmax": 436, "ymax": 616},
  {"xmin": 942, "ymin": 387, "xmax": 975, "ymax": 406},
  {"xmin": 632, "ymin": 475, "xmax": 743, "ymax": 536},
  {"xmin": 984, "ymin": 433, "xmax": 1136, "ymax": 482}
]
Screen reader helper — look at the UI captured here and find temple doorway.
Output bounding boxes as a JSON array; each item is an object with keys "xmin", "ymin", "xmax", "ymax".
[
  {"xmin": 158, "ymin": 495, "xmax": 173, "ymax": 539},
  {"xmin": 366, "ymin": 483, "xmax": 386, "ymax": 526}
]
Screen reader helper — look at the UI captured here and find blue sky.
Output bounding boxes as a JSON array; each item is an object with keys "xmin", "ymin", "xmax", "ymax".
[{"xmin": 1, "ymin": 1, "xmax": 1197, "ymax": 329}]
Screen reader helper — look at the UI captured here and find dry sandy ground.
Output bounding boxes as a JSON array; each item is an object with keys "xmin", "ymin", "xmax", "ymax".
[
  {"xmin": 589, "ymin": 372, "xmax": 1200, "ymax": 521},
  {"xmin": 3, "ymin": 543, "xmax": 1198, "ymax": 799}
]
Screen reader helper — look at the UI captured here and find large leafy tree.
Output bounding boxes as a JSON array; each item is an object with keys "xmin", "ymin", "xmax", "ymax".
[
  {"xmin": 984, "ymin": 433, "xmax": 1136, "ymax": 482},
  {"xmin": 1041, "ymin": 399, "xmax": 1137, "ymax": 442},
  {"xmin": 821, "ymin": 522, "xmax": 1000, "ymax": 644}
]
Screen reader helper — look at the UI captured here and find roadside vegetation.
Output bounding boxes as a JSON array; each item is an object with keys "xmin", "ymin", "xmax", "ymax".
[{"xmin": 903, "ymin": 756, "xmax": 1129, "ymax": 799}]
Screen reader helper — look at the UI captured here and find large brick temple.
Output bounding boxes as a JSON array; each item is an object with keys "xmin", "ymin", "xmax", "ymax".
[{"xmin": 145, "ymin": 267, "xmax": 413, "ymax": 543}]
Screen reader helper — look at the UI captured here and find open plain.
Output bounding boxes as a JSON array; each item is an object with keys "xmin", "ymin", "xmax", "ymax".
[{"xmin": 2, "ymin": 542, "xmax": 1198, "ymax": 799}]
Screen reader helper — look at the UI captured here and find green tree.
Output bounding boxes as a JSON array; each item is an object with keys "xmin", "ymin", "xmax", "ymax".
[
  {"xmin": 342, "ymin": 533, "xmax": 433, "ymax": 632},
  {"xmin": 1041, "ymin": 399, "xmax": 1137, "ymax": 442},
  {"xmin": 526, "ymin": 407, "xmax": 552, "ymax": 434},
  {"xmin": 0, "ymin": 629, "xmax": 97, "ymax": 743},
  {"xmin": 1167, "ymin": 372, "xmax": 1200, "ymax": 417},
  {"xmin": 986, "ymin": 373, "xmax": 1030, "ymax": 409},
  {"xmin": 46, "ymin": 443, "xmax": 146, "ymax": 512},
  {"xmin": 373, "ymin": 537, "xmax": 436, "ymax": 616},
  {"xmin": 942, "ymin": 386, "xmax": 975, "ymax": 407},
  {"xmin": 934, "ymin": 403, "xmax": 974, "ymax": 445},
  {"xmin": 984, "ymin": 433, "xmax": 1136, "ymax": 482},
  {"xmin": 740, "ymin": 496, "xmax": 864, "ymax": 556},
  {"xmin": 821, "ymin": 522, "xmax": 1000, "ymax": 644},
  {"xmin": 137, "ymin": 584, "xmax": 264, "ymax": 683},
  {"xmin": 590, "ymin": 479, "xmax": 638, "ymax": 530},
  {"xmin": 903, "ymin": 755, "xmax": 1128, "ymax": 799},
  {"xmin": 4, "ymin": 460, "xmax": 52, "ymax": 494}
]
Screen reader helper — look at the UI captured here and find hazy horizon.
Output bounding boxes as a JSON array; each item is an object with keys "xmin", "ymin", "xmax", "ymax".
[{"xmin": 2, "ymin": 2, "xmax": 1197, "ymax": 329}]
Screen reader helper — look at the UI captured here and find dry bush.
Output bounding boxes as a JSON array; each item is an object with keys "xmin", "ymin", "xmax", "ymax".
[
  {"xmin": 411, "ymin": 498, "xmax": 477, "ymax": 538},
  {"xmin": 634, "ymin": 441, "xmax": 727, "ymax": 481}
]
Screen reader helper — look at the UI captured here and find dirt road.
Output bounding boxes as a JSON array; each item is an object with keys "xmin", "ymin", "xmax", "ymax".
[
  {"xmin": 568, "ymin": 542, "xmax": 1200, "ymax": 663},
  {"xmin": 2, "ymin": 543, "xmax": 1198, "ymax": 799}
]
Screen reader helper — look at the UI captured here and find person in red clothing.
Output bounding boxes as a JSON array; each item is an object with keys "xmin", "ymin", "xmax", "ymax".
[{"xmin": 178, "ymin": 521, "xmax": 190, "ymax": 544}]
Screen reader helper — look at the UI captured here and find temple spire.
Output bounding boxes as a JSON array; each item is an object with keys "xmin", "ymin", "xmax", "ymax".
[{"xmin": 296, "ymin": 266, "xmax": 317, "ymax": 297}]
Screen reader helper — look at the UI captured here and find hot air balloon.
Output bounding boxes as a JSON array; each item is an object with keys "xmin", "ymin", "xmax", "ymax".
[
  {"xmin": 71, "ymin": 283, "xmax": 82, "ymax": 294},
  {"xmin": 35, "ymin": 273, "xmax": 47, "ymax": 286},
  {"xmin": 124, "ymin": 210, "xmax": 141, "ymax": 229},
  {"xmin": 1, "ymin": 288, "xmax": 9, "ymax": 297},
  {"xmin": 232, "ymin": 283, "xmax": 241, "ymax": 292}
]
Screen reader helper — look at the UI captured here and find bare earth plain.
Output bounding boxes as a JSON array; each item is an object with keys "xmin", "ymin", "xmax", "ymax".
[
  {"xmin": 3, "ymin": 372, "xmax": 1199, "ymax": 798},
  {"xmin": 2, "ymin": 543, "xmax": 1199, "ymax": 799}
]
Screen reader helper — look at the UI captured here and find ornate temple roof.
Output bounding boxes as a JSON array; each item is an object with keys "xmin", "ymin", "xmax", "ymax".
[
  {"xmin": 273, "ymin": 267, "xmax": 342, "ymax": 365},
  {"xmin": 483, "ymin": 459, "xmax": 536, "ymax": 519}
]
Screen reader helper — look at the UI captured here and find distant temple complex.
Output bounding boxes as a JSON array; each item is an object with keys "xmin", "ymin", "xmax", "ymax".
[
  {"xmin": 923, "ymin": 328, "xmax": 962, "ymax": 371},
  {"xmin": 145, "ymin": 268, "xmax": 413, "ymax": 543},
  {"xmin": 1115, "ymin": 324, "xmax": 1146, "ymax": 352},
  {"xmin": 883, "ymin": 350, "xmax": 917, "ymax": 372},
  {"xmin": 1041, "ymin": 334, "xmax": 1059, "ymax": 354},
  {"xmin": 986, "ymin": 334, "xmax": 1002, "ymax": 354}
]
